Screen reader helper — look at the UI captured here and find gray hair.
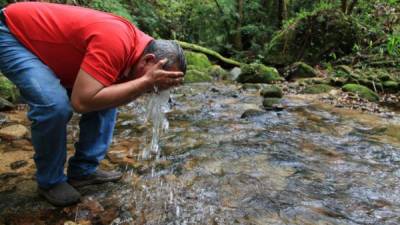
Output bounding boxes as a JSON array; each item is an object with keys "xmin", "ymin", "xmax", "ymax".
[{"xmin": 143, "ymin": 39, "xmax": 187, "ymax": 74}]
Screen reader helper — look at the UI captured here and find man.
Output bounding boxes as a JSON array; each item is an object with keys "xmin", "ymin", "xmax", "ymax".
[{"xmin": 0, "ymin": 2, "xmax": 186, "ymax": 206}]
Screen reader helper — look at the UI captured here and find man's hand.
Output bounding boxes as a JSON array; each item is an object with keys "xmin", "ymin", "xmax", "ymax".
[
  {"xmin": 141, "ymin": 58, "xmax": 184, "ymax": 91},
  {"xmin": 71, "ymin": 59, "xmax": 184, "ymax": 114}
]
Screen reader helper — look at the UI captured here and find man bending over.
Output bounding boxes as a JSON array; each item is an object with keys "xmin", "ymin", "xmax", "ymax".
[{"xmin": 0, "ymin": 2, "xmax": 186, "ymax": 206}]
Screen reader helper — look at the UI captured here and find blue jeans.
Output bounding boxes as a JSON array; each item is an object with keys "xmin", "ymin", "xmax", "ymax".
[{"xmin": 0, "ymin": 16, "xmax": 117, "ymax": 188}]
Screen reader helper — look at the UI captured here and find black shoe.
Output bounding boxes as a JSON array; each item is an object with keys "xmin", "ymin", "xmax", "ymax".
[
  {"xmin": 38, "ymin": 182, "xmax": 81, "ymax": 207},
  {"xmin": 68, "ymin": 169, "xmax": 123, "ymax": 188}
]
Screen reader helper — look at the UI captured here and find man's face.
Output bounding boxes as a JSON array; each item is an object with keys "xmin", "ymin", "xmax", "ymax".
[{"xmin": 130, "ymin": 54, "xmax": 181, "ymax": 79}]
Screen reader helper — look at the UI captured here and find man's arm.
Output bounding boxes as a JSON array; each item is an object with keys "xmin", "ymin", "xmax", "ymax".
[{"xmin": 71, "ymin": 59, "xmax": 183, "ymax": 113}]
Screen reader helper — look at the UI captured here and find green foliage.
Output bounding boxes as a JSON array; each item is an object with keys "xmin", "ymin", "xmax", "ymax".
[
  {"xmin": 87, "ymin": 0, "xmax": 133, "ymax": 21},
  {"xmin": 387, "ymin": 33, "xmax": 400, "ymax": 57}
]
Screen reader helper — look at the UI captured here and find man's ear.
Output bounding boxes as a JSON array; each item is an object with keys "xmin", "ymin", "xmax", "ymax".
[{"xmin": 142, "ymin": 53, "xmax": 157, "ymax": 65}]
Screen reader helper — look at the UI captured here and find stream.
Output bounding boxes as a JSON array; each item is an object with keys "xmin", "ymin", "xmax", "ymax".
[{"xmin": 1, "ymin": 82, "xmax": 400, "ymax": 225}]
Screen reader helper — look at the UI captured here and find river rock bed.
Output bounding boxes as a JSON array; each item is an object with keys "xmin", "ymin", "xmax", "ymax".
[{"xmin": 0, "ymin": 82, "xmax": 400, "ymax": 225}]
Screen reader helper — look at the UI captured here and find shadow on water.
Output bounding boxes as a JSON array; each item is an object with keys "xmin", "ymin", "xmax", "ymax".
[{"xmin": 1, "ymin": 82, "xmax": 400, "ymax": 225}]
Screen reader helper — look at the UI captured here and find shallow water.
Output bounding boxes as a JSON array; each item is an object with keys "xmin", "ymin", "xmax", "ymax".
[{"xmin": 1, "ymin": 82, "xmax": 400, "ymax": 225}]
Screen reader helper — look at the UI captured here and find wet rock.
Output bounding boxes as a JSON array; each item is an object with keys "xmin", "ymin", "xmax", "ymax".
[
  {"xmin": 236, "ymin": 63, "xmax": 283, "ymax": 84},
  {"xmin": 241, "ymin": 109, "xmax": 265, "ymax": 118},
  {"xmin": 0, "ymin": 97, "xmax": 14, "ymax": 111},
  {"xmin": 303, "ymin": 84, "xmax": 334, "ymax": 94},
  {"xmin": 241, "ymin": 83, "xmax": 267, "ymax": 90},
  {"xmin": 184, "ymin": 69, "xmax": 213, "ymax": 83},
  {"xmin": 11, "ymin": 139, "xmax": 33, "ymax": 151},
  {"xmin": 229, "ymin": 67, "xmax": 242, "ymax": 81},
  {"xmin": 260, "ymin": 85, "xmax": 283, "ymax": 98},
  {"xmin": 10, "ymin": 160, "xmax": 28, "ymax": 170},
  {"xmin": 0, "ymin": 124, "xmax": 29, "ymax": 140},
  {"xmin": 0, "ymin": 172, "xmax": 19, "ymax": 180},
  {"xmin": 342, "ymin": 84, "xmax": 379, "ymax": 102},
  {"xmin": 208, "ymin": 65, "xmax": 228, "ymax": 80},
  {"xmin": 263, "ymin": 97, "xmax": 282, "ymax": 110},
  {"xmin": 285, "ymin": 62, "xmax": 318, "ymax": 81},
  {"xmin": 107, "ymin": 149, "xmax": 128, "ymax": 164},
  {"xmin": 264, "ymin": 9, "xmax": 361, "ymax": 66}
]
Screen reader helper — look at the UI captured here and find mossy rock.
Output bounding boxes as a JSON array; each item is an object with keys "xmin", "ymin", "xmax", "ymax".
[
  {"xmin": 383, "ymin": 81, "xmax": 399, "ymax": 93},
  {"xmin": 185, "ymin": 51, "xmax": 212, "ymax": 70},
  {"xmin": 264, "ymin": 9, "xmax": 361, "ymax": 66},
  {"xmin": 260, "ymin": 85, "xmax": 283, "ymax": 98},
  {"xmin": 184, "ymin": 69, "xmax": 213, "ymax": 83},
  {"xmin": 342, "ymin": 84, "xmax": 379, "ymax": 102},
  {"xmin": 0, "ymin": 74, "xmax": 19, "ymax": 103},
  {"xmin": 285, "ymin": 62, "xmax": 318, "ymax": 81},
  {"xmin": 303, "ymin": 84, "xmax": 334, "ymax": 94},
  {"xmin": 236, "ymin": 63, "xmax": 283, "ymax": 84},
  {"xmin": 262, "ymin": 97, "xmax": 281, "ymax": 109},
  {"xmin": 207, "ymin": 65, "xmax": 229, "ymax": 80},
  {"xmin": 335, "ymin": 65, "xmax": 353, "ymax": 76}
]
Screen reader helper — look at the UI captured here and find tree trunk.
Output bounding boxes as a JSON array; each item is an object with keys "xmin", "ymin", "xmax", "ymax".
[
  {"xmin": 341, "ymin": 0, "xmax": 348, "ymax": 13},
  {"xmin": 277, "ymin": 0, "xmax": 287, "ymax": 28},
  {"xmin": 233, "ymin": 0, "xmax": 244, "ymax": 50}
]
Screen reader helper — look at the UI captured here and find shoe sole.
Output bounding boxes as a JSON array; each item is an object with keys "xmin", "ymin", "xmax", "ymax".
[{"xmin": 68, "ymin": 174, "xmax": 122, "ymax": 188}]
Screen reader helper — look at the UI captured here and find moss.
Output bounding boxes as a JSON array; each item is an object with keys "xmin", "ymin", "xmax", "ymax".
[
  {"xmin": 262, "ymin": 98, "xmax": 281, "ymax": 108},
  {"xmin": 342, "ymin": 84, "xmax": 379, "ymax": 102},
  {"xmin": 185, "ymin": 51, "xmax": 212, "ymax": 70},
  {"xmin": 383, "ymin": 81, "xmax": 399, "ymax": 93},
  {"xmin": 303, "ymin": 84, "xmax": 333, "ymax": 94},
  {"xmin": 236, "ymin": 63, "xmax": 283, "ymax": 84},
  {"xmin": 264, "ymin": 9, "xmax": 361, "ymax": 66},
  {"xmin": 184, "ymin": 69, "xmax": 213, "ymax": 83},
  {"xmin": 207, "ymin": 65, "xmax": 229, "ymax": 80},
  {"xmin": 286, "ymin": 62, "xmax": 318, "ymax": 80},
  {"xmin": 260, "ymin": 85, "xmax": 283, "ymax": 98},
  {"xmin": 0, "ymin": 75, "xmax": 18, "ymax": 103}
]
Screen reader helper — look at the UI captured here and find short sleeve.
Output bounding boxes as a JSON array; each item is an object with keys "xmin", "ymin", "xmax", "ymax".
[{"xmin": 81, "ymin": 22, "xmax": 131, "ymax": 86}]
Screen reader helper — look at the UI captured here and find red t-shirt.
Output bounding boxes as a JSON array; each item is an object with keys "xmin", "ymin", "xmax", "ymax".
[{"xmin": 4, "ymin": 2, "xmax": 153, "ymax": 88}]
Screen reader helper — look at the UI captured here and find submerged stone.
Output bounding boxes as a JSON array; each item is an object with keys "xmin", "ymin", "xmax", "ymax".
[
  {"xmin": 262, "ymin": 97, "xmax": 281, "ymax": 109},
  {"xmin": 236, "ymin": 63, "xmax": 282, "ymax": 84},
  {"xmin": 264, "ymin": 9, "xmax": 361, "ymax": 66},
  {"xmin": 342, "ymin": 84, "xmax": 379, "ymax": 102},
  {"xmin": 260, "ymin": 85, "xmax": 283, "ymax": 98}
]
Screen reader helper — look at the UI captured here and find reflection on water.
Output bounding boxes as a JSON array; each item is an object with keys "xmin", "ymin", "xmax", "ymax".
[{"xmin": 1, "ymin": 82, "xmax": 400, "ymax": 225}]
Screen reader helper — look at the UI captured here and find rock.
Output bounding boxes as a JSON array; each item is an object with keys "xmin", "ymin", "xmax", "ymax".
[
  {"xmin": 285, "ymin": 62, "xmax": 318, "ymax": 81},
  {"xmin": 11, "ymin": 139, "xmax": 33, "ymax": 151},
  {"xmin": 10, "ymin": 160, "xmax": 28, "ymax": 170},
  {"xmin": 335, "ymin": 65, "xmax": 353, "ymax": 76},
  {"xmin": 207, "ymin": 65, "xmax": 229, "ymax": 80},
  {"xmin": 236, "ymin": 63, "xmax": 282, "ymax": 84},
  {"xmin": 260, "ymin": 85, "xmax": 283, "ymax": 98},
  {"xmin": 107, "ymin": 149, "xmax": 128, "ymax": 163},
  {"xmin": 241, "ymin": 83, "xmax": 267, "ymax": 90},
  {"xmin": 303, "ymin": 84, "xmax": 334, "ymax": 94},
  {"xmin": 0, "ymin": 97, "xmax": 14, "ymax": 111},
  {"xmin": 383, "ymin": 81, "xmax": 398, "ymax": 93},
  {"xmin": 241, "ymin": 109, "xmax": 265, "ymax": 118},
  {"xmin": 229, "ymin": 67, "xmax": 242, "ymax": 81},
  {"xmin": 0, "ymin": 75, "xmax": 19, "ymax": 103},
  {"xmin": 184, "ymin": 69, "xmax": 213, "ymax": 83},
  {"xmin": 264, "ymin": 9, "xmax": 361, "ymax": 66},
  {"xmin": 184, "ymin": 51, "xmax": 212, "ymax": 69},
  {"xmin": 0, "ymin": 124, "xmax": 29, "ymax": 140},
  {"xmin": 262, "ymin": 97, "xmax": 281, "ymax": 109},
  {"xmin": 342, "ymin": 84, "xmax": 379, "ymax": 102}
]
